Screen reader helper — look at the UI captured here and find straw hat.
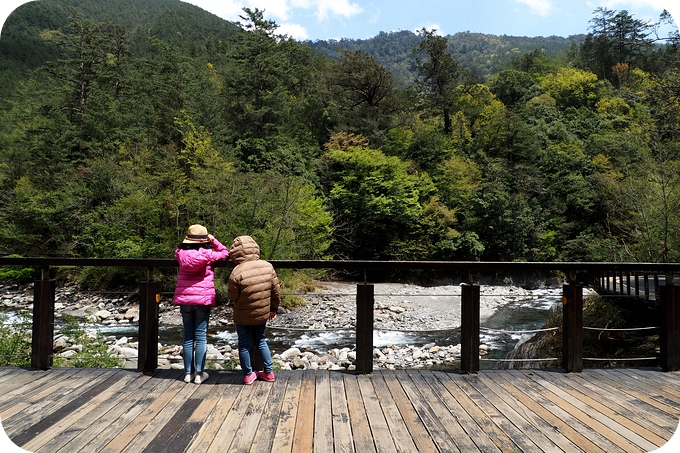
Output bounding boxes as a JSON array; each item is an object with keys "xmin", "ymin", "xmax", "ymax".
[{"xmin": 182, "ymin": 224, "xmax": 210, "ymax": 244}]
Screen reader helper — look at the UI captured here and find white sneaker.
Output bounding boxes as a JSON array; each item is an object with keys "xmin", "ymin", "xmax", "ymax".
[
  {"xmin": 195, "ymin": 372, "xmax": 209, "ymax": 384},
  {"xmin": 184, "ymin": 373, "xmax": 195, "ymax": 383}
]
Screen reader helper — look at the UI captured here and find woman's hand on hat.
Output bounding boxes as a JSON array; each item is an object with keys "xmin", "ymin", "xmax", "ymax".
[{"xmin": 208, "ymin": 234, "xmax": 215, "ymax": 242}]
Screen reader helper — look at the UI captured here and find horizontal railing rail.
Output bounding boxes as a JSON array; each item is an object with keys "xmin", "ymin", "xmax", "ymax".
[
  {"xmin": 1, "ymin": 257, "xmax": 679, "ymax": 374},
  {"xmin": 4, "ymin": 256, "xmax": 680, "ymax": 272}
]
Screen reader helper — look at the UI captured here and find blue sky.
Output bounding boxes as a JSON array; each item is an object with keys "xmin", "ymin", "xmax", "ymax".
[{"xmin": 1, "ymin": 1, "xmax": 678, "ymax": 41}]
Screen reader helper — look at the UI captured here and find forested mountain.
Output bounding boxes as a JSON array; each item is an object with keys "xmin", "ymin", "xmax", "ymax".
[
  {"xmin": 307, "ymin": 31, "xmax": 585, "ymax": 84},
  {"xmin": 1, "ymin": 0, "xmax": 680, "ymax": 287},
  {"xmin": 0, "ymin": 0, "xmax": 239, "ymax": 95}
]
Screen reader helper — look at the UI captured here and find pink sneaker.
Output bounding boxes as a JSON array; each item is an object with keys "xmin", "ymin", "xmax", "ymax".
[
  {"xmin": 256, "ymin": 371, "xmax": 275, "ymax": 382},
  {"xmin": 244, "ymin": 372, "xmax": 257, "ymax": 385}
]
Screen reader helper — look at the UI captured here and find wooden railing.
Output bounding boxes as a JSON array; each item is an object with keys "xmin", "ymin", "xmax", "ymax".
[{"xmin": 1, "ymin": 257, "xmax": 680, "ymax": 374}]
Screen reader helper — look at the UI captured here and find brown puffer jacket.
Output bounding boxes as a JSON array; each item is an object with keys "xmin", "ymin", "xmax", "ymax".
[{"xmin": 228, "ymin": 235, "xmax": 281, "ymax": 325}]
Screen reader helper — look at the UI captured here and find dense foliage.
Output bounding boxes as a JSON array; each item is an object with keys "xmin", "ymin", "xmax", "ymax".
[{"xmin": 1, "ymin": 0, "xmax": 680, "ymax": 281}]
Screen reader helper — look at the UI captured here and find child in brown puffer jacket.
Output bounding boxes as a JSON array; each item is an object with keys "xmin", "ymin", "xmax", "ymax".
[{"xmin": 228, "ymin": 235, "xmax": 281, "ymax": 385}]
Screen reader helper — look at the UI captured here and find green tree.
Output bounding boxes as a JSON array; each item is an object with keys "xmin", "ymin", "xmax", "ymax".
[
  {"xmin": 319, "ymin": 145, "xmax": 437, "ymax": 259},
  {"xmin": 326, "ymin": 49, "xmax": 400, "ymax": 137},
  {"xmin": 412, "ymin": 29, "xmax": 463, "ymax": 134},
  {"xmin": 541, "ymin": 67, "xmax": 600, "ymax": 110}
]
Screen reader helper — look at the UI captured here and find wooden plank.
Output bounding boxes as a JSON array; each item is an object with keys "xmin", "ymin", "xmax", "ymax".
[
  {"xmin": 249, "ymin": 371, "xmax": 290, "ymax": 453},
  {"xmin": 505, "ymin": 370, "xmax": 620, "ymax": 452},
  {"xmin": 563, "ymin": 370, "xmax": 677, "ymax": 436},
  {"xmin": 203, "ymin": 374, "xmax": 261, "ymax": 453},
  {"xmin": 522, "ymin": 370, "xmax": 649, "ymax": 452},
  {"xmin": 227, "ymin": 371, "xmax": 277, "ymax": 451},
  {"xmin": 591, "ymin": 368, "xmax": 680, "ymax": 417},
  {"xmin": 25, "ymin": 370, "xmax": 142, "ymax": 452},
  {"xmin": 598, "ymin": 369, "xmax": 680, "ymax": 432},
  {"xmin": 482, "ymin": 370, "xmax": 601, "ymax": 452},
  {"xmin": 620, "ymin": 368, "xmax": 680, "ymax": 392},
  {"xmin": 140, "ymin": 372, "xmax": 225, "ymax": 453},
  {"xmin": 0, "ymin": 367, "xmax": 678, "ymax": 453},
  {"xmin": 455, "ymin": 371, "xmax": 557, "ymax": 452},
  {"xmin": 343, "ymin": 373, "xmax": 376, "ymax": 452},
  {"xmin": 1, "ymin": 368, "xmax": 102, "ymax": 422},
  {"xmin": 292, "ymin": 370, "xmax": 316, "ymax": 453},
  {"xmin": 424, "ymin": 371, "xmax": 501, "ymax": 453},
  {"xmin": 370, "ymin": 371, "xmax": 420, "ymax": 453},
  {"xmin": 381, "ymin": 370, "xmax": 437, "ymax": 453},
  {"xmin": 397, "ymin": 370, "xmax": 458, "ymax": 451},
  {"xmin": 270, "ymin": 371, "xmax": 303, "ymax": 453},
  {"xmin": 329, "ymin": 371, "xmax": 355, "ymax": 453},
  {"xmin": 141, "ymin": 399, "xmax": 202, "ymax": 453},
  {"xmin": 433, "ymin": 371, "xmax": 518, "ymax": 453},
  {"xmin": 357, "ymin": 374, "xmax": 398, "ymax": 453},
  {"xmin": 188, "ymin": 371, "xmax": 243, "ymax": 453},
  {"xmin": 577, "ymin": 370, "xmax": 679, "ymax": 429},
  {"xmin": 533, "ymin": 369, "xmax": 671, "ymax": 448},
  {"xmin": 98, "ymin": 372, "xmax": 189, "ymax": 453},
  {"xmin": 7, "ymin": 369, "xmax": 117, "ymax": 443},
  {"xmin": 313, "ymin": 370, "xmax": 334, "ymax": 453},
  {"xmin": 50, "ymin": 371, "xmax": 164, "ymax": 453},
  {"xmin": 405, "ymin": 370, "xmax": 480, "ymax": 452},
  {"xmin": 0, "ymin": 367, "xmax": 72, "ymax": 406},
  {"xmin": 472, "ymin": 373, "xmax": 588, "ymax": 452},
  {"xmin": 453, "ymin": 373, "xmax": 534, "ymax": 452},
  {"xmin": 115, "ymin": 373, "xmax": 203, "ymax": 453}
]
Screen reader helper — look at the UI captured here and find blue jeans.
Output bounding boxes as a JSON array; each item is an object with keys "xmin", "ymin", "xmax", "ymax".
[
  {"xmin": 236, "ymin": 323, "xmax": 273, "ymax": 375},
  {"xmin": 180, "ymin": 305, "xmax": 211, "ymax": 374}
]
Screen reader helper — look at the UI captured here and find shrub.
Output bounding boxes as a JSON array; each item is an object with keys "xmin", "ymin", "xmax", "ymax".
[
  {"xmin": 0, "ymin": 255, "xmax": 35, "ymax": 283},
  {"xmin": 0, "ymin": 313, "xmax": 31, "ymax": 366}
]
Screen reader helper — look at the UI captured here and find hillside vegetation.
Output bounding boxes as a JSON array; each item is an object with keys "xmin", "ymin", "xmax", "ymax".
[{"xmin": 1, "ymin": 1, "xmax": 680, "ymax": 286}]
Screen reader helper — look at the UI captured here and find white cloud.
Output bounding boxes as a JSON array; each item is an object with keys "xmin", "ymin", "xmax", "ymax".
[
  {"xmin": 515, "ymin": 0, "xmax": 555, "ymax": 17},
  {"xmin": 307, "ymin": 0, "xmax": 363, "ymax": 21},
  {"xmin": 245, "ymin": 0, "xmax": 292, "ymax": 21},
  {"xmin": 415, "ymin": 23, "xmax": 443, "ymax": 35},
  {"xmin": 183, "ymin": 0, "xmax": 244, "ymax": 20},
  {"xmin": 277, "ymin": 22, "xmax": 309, "ymax": 39}
]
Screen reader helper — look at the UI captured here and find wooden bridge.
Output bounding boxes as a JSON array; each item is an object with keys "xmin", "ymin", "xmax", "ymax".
[
  {"xmin": 2, "ymin": 258, "xmax": 680, "ymax": 451},
  {"xmin": 1, "ymin": 366, "xmax": 679, "ymax": 452}
]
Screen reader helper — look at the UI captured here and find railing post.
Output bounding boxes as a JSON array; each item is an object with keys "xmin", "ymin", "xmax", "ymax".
[
  {"xmin": 31, "ymin": 266, "xmax": 55, "ymax": 370},
  {"xmin": 644, "ymin": 274, "xmax": 650, "ymax": 300},
  {"xmin": 138, "ymin": 269, "xmax": 158, "ymax": 374},
  {"xmin": 356, "ymin": 283, "xmax": 374, "ymax": 374},
  {"xmin": 562, "ymin": 283, "xmax": 583, "ymax": 372},
  {"xmin": 660, "ymin": 276, "xmax": 680, "ymax": 371},
  {"xmin": 461, "ymin": 283, "xmax": 480, "ymax": 374}
]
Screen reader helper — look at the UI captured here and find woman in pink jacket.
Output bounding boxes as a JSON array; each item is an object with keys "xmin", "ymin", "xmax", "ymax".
[{"xmin": 174, "ymin": 224, "xmax": 229, "ymax": 384}]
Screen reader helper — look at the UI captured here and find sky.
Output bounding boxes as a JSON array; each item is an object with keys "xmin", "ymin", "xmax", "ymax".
[{"xmin": 0, "ymin": 0, "xmax": 679, "ymax": 41}]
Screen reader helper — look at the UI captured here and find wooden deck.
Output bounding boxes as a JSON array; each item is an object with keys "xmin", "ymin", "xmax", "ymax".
[{"xmin": 0, "ymin": 367, "xmax": 679, "ymax": 452}]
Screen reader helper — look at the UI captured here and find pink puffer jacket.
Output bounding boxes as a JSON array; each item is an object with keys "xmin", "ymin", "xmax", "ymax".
[{"xmin": 173, "ymin": 239, "xmax": 229, "ymax": 306}]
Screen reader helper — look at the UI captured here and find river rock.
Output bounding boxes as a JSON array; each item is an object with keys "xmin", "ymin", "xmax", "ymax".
[
  {"xmin": 279, "ymin": 347, "xmax": 302, "ymax": 361},
  {"xmin": 124, "ymin": 308, "xmax": 139, "ymax": 321}
]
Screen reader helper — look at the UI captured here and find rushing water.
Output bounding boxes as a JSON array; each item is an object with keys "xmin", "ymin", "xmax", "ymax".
[
  {"xmin": 216, "ymin": 293, "xmax": 562, "ymax": 369},
  {"xmin": 6, "ymin": 291, "xmax": 563, "ymax": 370}
]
